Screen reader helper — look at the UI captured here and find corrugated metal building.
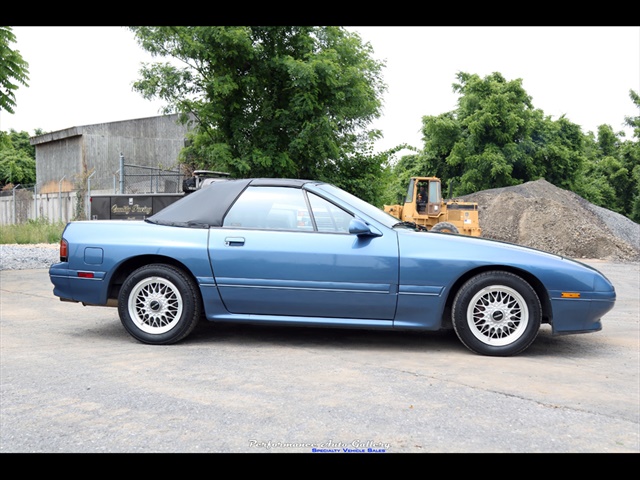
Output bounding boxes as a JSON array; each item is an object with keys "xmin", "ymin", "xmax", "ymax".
[{"xmin": 31, "ymin": 113, "xmax": 194, "ymax": 194}]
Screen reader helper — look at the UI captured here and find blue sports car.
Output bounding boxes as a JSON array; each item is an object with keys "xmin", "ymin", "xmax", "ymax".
[{"xmin": 49, "ymin": 178, "xmax": 616, "ymax": 356}]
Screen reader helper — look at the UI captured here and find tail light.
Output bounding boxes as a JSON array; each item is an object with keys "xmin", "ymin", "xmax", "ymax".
[{"xmin": 59, "ymin": 239, "xmax": 69, "ymax": 262}]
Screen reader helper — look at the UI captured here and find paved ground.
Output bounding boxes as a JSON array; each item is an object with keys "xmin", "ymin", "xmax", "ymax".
[{"xmin": 1, "ymin": 261, "xmax": 638, "ymax": 453}]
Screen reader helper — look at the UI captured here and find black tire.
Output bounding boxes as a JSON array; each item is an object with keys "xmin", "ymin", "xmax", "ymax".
[
  {"xmin": 431, "ymin": 222, "xmax": 459, "ymax": 234},
  {"xmin": 452, "ymin": 271, "xmax": 541, "ymax": 356},
  {"xmin": 118, "ymin": 264, "xmax": 202, "ymax": 345}
]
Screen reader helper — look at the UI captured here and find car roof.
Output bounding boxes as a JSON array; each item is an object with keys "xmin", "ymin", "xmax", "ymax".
[{"xmin": 146, "ymin": 178, "xmax": 321, "ymax": 228}]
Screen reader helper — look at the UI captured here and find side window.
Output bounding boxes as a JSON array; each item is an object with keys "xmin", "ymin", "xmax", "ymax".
[
  {"xmin": 222, "ymin": 186, "xmax": 353, "ymax": 233},
  {"xmin": 405, "ymin": 178, "xmax": 415, "ymax": 203},
  {"xmin": 308, "ymin": 192, "xmax": 353, "ymax": 233},
  {"xmin": 223, "ymin": 186, "xmax": 311, "ymax": 231}
]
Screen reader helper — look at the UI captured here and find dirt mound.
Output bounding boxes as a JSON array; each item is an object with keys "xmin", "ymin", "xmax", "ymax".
[{"xmin": 459, "ymin": 179, "xmax": 640, "ymax": 262}]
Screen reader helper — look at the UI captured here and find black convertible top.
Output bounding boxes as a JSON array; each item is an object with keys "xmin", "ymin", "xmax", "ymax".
[{"xmin": 146, "ymin": 178, "xmax": 316, "ymax": 228}]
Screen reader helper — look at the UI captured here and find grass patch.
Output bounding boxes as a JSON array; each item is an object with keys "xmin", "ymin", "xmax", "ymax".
[{"xmin": 0, "ymin": 219, "xmax": 66, "ymax": 244}]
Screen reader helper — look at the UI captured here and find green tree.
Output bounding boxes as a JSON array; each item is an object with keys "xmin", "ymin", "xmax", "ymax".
[
  {"xmin": 574, "ymin": 90, "xmax": 639, "ymax": 220},
  {"xmin": 420, "ymin": 111, "xmax": 463, "ymax": 186},
  {"xmin": 531, "ymin": 115, "xmax": 587, "ymax": 191},
  {"xmin": 0, "ymin": 129, "xmax": 36, "ymax": 187},
  {"xmin": 393, "ymin": 72, "xmax": 591, "ymax": 198},
  {"xmin": 624, "ymin": 89, "xmax": 640, "ymax": 139},
  {"xmin": 130, "ymin": 26, "xmax": 387, "ymax": 195},
  {"xmin": 408, "ymin": 72, "xmax": 548, "ymax": 196},
  {"xmin": 623, "ymin": 89, "xmax": 640, "ymax": 221},
  {"xmin": 575, "ymin": 128, "xmax": 626, "ymax": 215},
  {"xmin": 0, "ymin": 26, "xmax": 29, "ymax": 114},
  {"xmin": 379, "ymin": 146, "xmax": 422, "ymax": 205},
  {"xmin": 5, "ymin": 128, "xmax": 35, "ymax": 157},
  {"xmin": 630, "ymin": 162, "xmax": 640, "ymax": 222},
  {"xmin": 0, "ymin": 129, "xmax": 10, "ymax": 150},
  {"xmin": 0, "ymin": 147, "xmax": 35, "ymax": 186},
  {"xmin": 444, "ymin": 72, "xmax": 542, "ymax": 194}
]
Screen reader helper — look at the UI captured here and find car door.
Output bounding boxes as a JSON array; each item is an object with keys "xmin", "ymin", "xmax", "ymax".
[{"xmin": 208, "ymin": 185, "xmax": 399, "ymax": 321}]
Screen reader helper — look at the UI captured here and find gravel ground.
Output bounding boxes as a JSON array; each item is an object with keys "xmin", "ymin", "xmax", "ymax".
[{"xmin": 0, "ymin": 243, "xmax": 59, "ymax": 271}]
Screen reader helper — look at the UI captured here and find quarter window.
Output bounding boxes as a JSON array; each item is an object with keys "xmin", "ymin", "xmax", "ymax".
[{"xmin": 307, "ymin": 192, "xmax": 353, "ymax": 233}]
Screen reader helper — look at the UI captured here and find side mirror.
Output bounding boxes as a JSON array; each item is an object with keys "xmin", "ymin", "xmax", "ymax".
[{"xmin": 349, "ymin": 218, "xmax": 382, "ymax": 237}]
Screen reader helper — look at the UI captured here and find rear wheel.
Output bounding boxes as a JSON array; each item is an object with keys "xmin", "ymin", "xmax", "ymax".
[
  {"xmin": 431, "ymin": 222, "xmax": 459, "ymax": 234},
  {"xmin": 118, "ymin": 264, "xmax": 201, "ymax": 345},
  {"xmin": 452, "ymin": 271, "xmax": 541, "ymax": 356}
]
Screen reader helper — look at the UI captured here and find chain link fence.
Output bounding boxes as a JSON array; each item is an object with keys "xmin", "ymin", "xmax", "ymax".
[
  {"xmin": 121, "ymin": 164, "xmax": 184, "ymax": 194},
  {"xmin": 0, "ymin": 161, "xmax": 187, "ymax": 225}
]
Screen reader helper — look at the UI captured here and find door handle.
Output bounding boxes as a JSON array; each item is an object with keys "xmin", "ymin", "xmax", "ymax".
[{"xmin": 225, "ymin": 237, "xmax": 245, "ymax": 246}]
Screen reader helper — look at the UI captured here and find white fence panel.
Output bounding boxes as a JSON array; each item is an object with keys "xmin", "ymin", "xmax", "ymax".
[{"xmin": 0, "ymin": 191, "xmax": 79, "ymax": 226}]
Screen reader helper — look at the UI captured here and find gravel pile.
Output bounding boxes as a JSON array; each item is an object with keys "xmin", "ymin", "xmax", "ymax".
[
  {"xmin": 460, "ymin": 179, "xmax": 640, "ymax": 262},
  {"xmin": 1, "ymin": 178, "xmax": 638, "ymax": 270}
]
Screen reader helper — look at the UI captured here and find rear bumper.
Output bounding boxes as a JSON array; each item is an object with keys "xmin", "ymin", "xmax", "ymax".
[{"xmin": 49, "ymin": 263, "xmax": 107, "ymax": 305}]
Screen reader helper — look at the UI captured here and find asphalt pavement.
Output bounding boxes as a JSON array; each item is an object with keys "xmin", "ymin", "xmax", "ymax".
[{"xmin": 0, "ymin": 261, "xmax": 638, "ymax": 453}]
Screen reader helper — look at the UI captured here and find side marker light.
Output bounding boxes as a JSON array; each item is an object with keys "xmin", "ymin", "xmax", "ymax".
[{"xmin": 561, "ymin": 292, "xmax": 581, "ymax": 298}]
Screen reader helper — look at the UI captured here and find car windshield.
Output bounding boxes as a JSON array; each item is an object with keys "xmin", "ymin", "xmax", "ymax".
[{"xmin": 314, "ymin": 184, "xmax": 400, "ymax": 229}]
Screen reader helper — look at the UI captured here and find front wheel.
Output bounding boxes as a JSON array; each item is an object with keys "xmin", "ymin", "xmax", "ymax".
[
  {"xmin": 431, "ymin": 222, "xmax": 459, "ymax": 234},
  {"xmin": 452, "ymin": 271, "xmax": 541, "ymax": 356},
  {"xmin": 118, "ymin": 264, "xmax": 202, "ymax": 345}
]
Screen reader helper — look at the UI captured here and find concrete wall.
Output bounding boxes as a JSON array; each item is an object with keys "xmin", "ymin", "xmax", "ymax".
[{"xmin": 32, "ymin": 114, "xmax": 193, "ymax": 195}]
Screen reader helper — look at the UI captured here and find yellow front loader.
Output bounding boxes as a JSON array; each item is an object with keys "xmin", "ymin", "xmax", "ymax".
[{"xmin": 384, "ymin": 176, "xmax": 482, "ymax": 237}]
